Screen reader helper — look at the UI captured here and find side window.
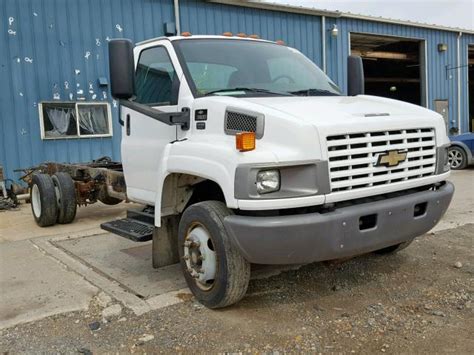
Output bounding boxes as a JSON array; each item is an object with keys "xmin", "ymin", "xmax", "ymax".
[{"xmin": 135, "ymin": 46, "xmax": 177, "ymax": 105}]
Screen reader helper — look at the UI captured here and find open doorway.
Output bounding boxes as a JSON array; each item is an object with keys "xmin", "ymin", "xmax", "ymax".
[
  {"xmin": 469, "ymin": 45, "xmax": 474, "ymax": 132},
  {"xmin": 350, "ymin": 33, "xmax": 425, "ymax": 107}
]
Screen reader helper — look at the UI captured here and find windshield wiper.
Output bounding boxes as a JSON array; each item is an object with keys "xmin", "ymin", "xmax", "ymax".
[
  {"xmin": 204, "ymin": 87, "xmax": 293, "ymax": 96},
  {"xmin": 289, "ymin": 88, "xmax": 340, "ymax": 96}
]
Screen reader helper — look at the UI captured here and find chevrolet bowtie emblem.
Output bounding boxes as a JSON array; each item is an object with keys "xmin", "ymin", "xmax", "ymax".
[{"xmin": 376, "ymin": 150, "xmax": 407, "ymax": 167}]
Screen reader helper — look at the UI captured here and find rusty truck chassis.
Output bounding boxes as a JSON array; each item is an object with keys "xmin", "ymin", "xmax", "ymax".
[{"xmin": 19, "ymin": 157, "xmax": 126, "ymax": 206}]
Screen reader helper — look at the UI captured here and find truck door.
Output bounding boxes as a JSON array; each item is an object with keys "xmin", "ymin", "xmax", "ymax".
[{"xmin": 120, "ymin": 43, "xmax": 182, "ymax": 204}]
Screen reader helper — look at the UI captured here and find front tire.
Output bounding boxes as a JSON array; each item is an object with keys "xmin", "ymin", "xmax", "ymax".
[
  {"xmin": 178, "ymin": 201, "xmax": 250, "ymax": 309},
  {"xmin": 448, "ymin": 146, "xmax": 467, "ymax": 170},
  {"xmin": 30, "ymin": 174, "xmax": 58, "ymax": 227}
]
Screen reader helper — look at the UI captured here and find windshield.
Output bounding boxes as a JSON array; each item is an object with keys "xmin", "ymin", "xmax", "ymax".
[{"xmin": 174, "ymin": 39, "xmax": 341, "ymax": 97}]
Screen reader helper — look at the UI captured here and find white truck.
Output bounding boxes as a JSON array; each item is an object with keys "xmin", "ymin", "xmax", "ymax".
[{"xmin": 29, "ymin": 34, "xmax": 454, "ymax": 308}]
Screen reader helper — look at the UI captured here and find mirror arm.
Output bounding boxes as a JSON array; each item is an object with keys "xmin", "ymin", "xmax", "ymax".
[{"xmin": 119, "ymin": 100, "xmax": 190, "ymax": 130}]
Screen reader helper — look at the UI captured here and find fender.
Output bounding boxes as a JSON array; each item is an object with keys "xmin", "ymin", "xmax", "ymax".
[{"xmin": 153, "ymin": 155, "xmax": 236, "ymax": 226}]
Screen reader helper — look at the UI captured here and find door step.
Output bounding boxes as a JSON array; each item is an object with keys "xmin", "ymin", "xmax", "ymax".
[
  {"xmin": 101, "ymin": 216, "xmax": 154, "ymax": 242},
  {"xmin": 126, "ymin": 207, "xmax": 154, "ymax": 225}
]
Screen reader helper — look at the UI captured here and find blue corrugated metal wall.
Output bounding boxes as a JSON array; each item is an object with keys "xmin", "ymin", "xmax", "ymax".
[
  {"xmin": 179, "ymin": 1, "xmax": 472, "ymax": 134},
  {"xmin": 324, "ymin": 17, "xmax": 467, "ymax": 132},
  {"xmin": 1, "ymin": 0, "xmax": 472, "ymax": 181},
  {"xmin": 0, "ymin": 0, "xmax": 175, "ymax": 181},
  {"xmin": 180, "ymin": 0, "xmax": 322, "ymax": 65}
]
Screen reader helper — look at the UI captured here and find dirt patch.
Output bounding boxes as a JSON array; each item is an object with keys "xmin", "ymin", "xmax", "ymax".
[
  {"xmin": 176, "ymin": 292, "xmax": 194, "ymax": 302},
  {"xmin": 1, "ymin": 224, "xmax": 472, "ymax": 353}
]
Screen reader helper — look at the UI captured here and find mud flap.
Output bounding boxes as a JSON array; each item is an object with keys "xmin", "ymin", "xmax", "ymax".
[{"xmin": 152, "ymin": 215, "xmax": 180, "ymax": 268}]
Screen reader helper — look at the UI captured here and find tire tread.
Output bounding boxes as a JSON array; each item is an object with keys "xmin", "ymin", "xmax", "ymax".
[
  {"xmin": 30, "ymin": 174, "xmax": 58, "ymax": 227},
  {"xmin": 178, "ymin": 201, "xmax": 250, "ymax": 309},
  {"xmin": 52, "ymin": 172, "xmax": 77, "ymax": 224}
]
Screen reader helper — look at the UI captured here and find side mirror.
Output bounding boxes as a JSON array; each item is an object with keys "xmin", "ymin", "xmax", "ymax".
[
  {"xmin": 109, "ymin": 39, "xmax": 135, "ymax": 100},
  {"xmin": 347, "ymin": 56, "xmax": 365, "ymax": 96}
]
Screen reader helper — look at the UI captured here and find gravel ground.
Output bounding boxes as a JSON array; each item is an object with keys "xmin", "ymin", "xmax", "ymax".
[{"xmin": 1, "ymin": 224, "xmax": 472, "ymax": 354}]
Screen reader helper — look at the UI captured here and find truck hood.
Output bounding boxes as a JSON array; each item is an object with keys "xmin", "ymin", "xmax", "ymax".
[
  {"xmin": 243, "ymin": 95, "xmax": 439, "ymax": 126},
  {"xmin": 193, "ymin": 94, "xmax": 449, "ymax": 147},
  {"xmin": 241, "ymin": 94, "xmax": 447, "ymax": 144}
]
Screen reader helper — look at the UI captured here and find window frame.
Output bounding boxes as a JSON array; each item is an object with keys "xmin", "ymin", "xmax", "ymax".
[
  {"xmin": 134, "ymin": 45, "xmax": 180, "ymax": 107},
  {"xmin": 38, "ymin": 101, "xmax": 113, "ymax": 140}
]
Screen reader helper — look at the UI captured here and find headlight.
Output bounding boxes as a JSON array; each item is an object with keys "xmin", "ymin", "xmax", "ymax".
[
  {"xmin": 443, "ymin": 147, "xmax": 449, "ymax": 167},
  {"xmin": 256, "ymin": 170, "xmax": 280, "ymax": 194},
  {"xmin": 443, "ymin": 147, "xmax": 450, "ymax": 172},
  {"xmin": 436, "ymin": 145, "xmax": 451, "ymax": 174}
]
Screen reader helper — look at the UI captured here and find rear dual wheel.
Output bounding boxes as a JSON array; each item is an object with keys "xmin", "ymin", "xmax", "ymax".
[
  {"xmin": 52, "ymin": 172, "xmax": 77, "ymax": 224},
  {"xmin": 30, "ymin": 173, "xmax": 77, "ymax": 227},
  {"xmin": 31, "ymin": 174, "xmax": 58, "ymax": 227}
]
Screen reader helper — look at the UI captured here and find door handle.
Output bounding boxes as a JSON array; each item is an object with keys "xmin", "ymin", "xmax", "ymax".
[{"xmin": 126, "ymin": 114, "xmax": 131, "ymax": 136}]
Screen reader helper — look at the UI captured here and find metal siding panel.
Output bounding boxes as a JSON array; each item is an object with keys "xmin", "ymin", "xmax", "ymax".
[
  {"xmin": 335, "ymin": 17, "xmax": 466, "ymax": 131},
  {"xmin": 179, "ymin": 0, "xmax": 322, "ymax": 64},
  {"xmin": 325, "ymin": 17, "xmax": 338, "ymax": 85},
  {"xmin": 0, "ymin": 1, "xmax": 17, "ymax": 180},
  {"xmin": 1, "ymin": 0, "xmax": 471, "ymax": 181},
  {"xmin": 0, "ymin": 0, "xmax": 174, "ymax": 180}
]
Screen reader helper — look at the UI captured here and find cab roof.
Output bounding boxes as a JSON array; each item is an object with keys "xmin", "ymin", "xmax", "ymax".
[{"xmin": 136, "ymin": 34, "xmax": 275, "ymax": 46}]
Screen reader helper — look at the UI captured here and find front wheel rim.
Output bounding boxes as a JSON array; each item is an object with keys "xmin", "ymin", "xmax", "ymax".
[
  {"xmin": 183, "ymin": 224, "xmax": 217, "ymax": 291},
  {"xmin": 448, "ymin": 150, "xmax": 463, "ymax": 168},
  {"xmin": 31, "ymin": 184, "xmax": 41, "ymax": 217}
]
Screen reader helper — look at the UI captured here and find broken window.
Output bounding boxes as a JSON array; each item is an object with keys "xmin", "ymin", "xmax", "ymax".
[
  {"xmin": 77, "ymin": 103, "xmax": 110, "ymax": 136},
  {"xmin": 40, "ymin": 102, "xmax": 112, "ymax": 139},
  {"xmin": 41, "ymin": 102, "xmax": 78, "ymax": 138}
]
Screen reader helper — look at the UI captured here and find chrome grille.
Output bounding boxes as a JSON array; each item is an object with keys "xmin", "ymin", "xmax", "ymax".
[{"xmin": 327, "ymin": 128, "xmax": 436, "ymax": 192}]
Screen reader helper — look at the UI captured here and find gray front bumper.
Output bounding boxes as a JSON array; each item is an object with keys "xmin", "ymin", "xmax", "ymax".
[{"xmin": 224, "ymin": 182, "xmax": 454, "ymax": 264}]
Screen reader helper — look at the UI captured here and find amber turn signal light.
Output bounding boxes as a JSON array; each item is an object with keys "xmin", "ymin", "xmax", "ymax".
[
  {"xmin": 236, "ymin": 132, "xmax": 256, "ymax": 152},
  {"xmin": 181, "ymin": 32, "xmax": 192, "ymax": 37}
]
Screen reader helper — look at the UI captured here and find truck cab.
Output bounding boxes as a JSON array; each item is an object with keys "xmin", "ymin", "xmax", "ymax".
[{"xmin": 108, "ymin": 34, "xmax": 454, "ymax": 308}]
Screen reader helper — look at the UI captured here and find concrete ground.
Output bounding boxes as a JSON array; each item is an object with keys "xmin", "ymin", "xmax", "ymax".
[{"xmin": 0, "ymin": 169, "xmax": 472, "ymax": 351}]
